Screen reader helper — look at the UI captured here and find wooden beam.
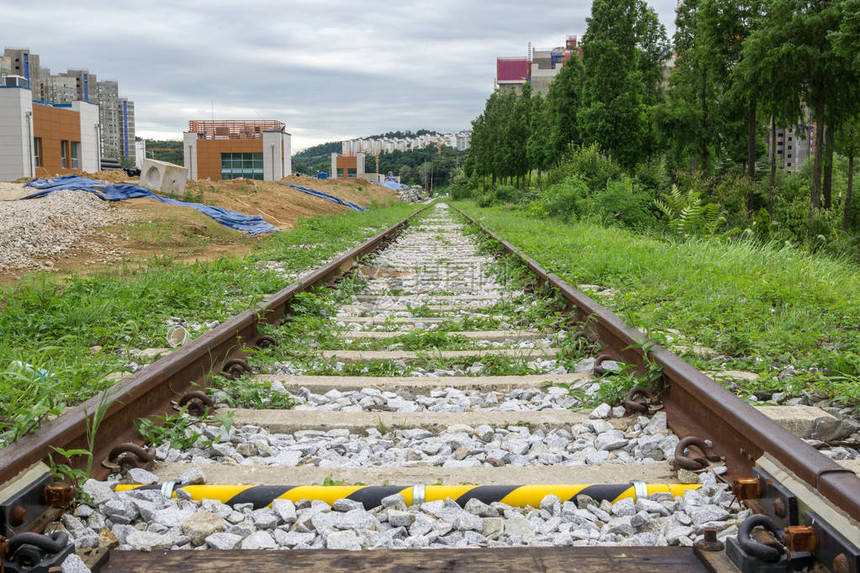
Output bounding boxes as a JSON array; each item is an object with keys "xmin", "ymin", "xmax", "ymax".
[{"xmin": 101, "ymin": 547, "xmax": 710, "ymax": 573}]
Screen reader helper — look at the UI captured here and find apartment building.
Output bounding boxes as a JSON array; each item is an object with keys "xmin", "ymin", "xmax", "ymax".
[
  {"xmin": 118, "ymin": 98, "xmax": 135, "ymax": 165},
  {"xmin": 341, "ymin": 131, "xmax": 471, "ymax": 156},
  {"xmin": 183, "ymin": 120, "xmax": 291, "ymax": 182},
  {"xmin": 39, "ymin": 70, "xmax": 77, "ymax": 104},
  {"xmin": 1, "ymin": 48, "xmax": 137, "ymax": 166},
  {"xmin": 769, "ymin": 124, "xmax": 816, "ymax": 172},
  {"xmin": 3, "ymin": 48, "xmax": 40, "ymax": 90},
  {"xmin": 60, "ymin": 69, "xmax": 98, "ymax": 104}
]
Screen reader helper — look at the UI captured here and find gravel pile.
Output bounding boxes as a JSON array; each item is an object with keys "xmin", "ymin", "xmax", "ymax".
[
  {"xmin": 51, "ymin": 476, "xmax": 744, "ymax": 554},
  {"xmin": 151, "ymin": 413, "xmax": 679, "ymax": 469},
  {"xmin": 0, "ymin": 188, "xmax": 125, "ymax": 271}
]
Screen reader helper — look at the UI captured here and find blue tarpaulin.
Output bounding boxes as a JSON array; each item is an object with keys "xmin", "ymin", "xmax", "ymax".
[
  {"xmin": 282, "ymin": 184, "xmax": 367, "ymax": 212},
  {"xmin": 19, "ymin": 176, "xmax": 277, "ymax": 235},
  {"xmin": 382, "ymin": 179, "xmax": 425, "ymax": 201}
]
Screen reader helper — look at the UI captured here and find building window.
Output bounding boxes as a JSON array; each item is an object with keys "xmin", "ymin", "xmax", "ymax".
[
  {"xmin": 34, "ymin": 138, "xmax": 41, "ymax": 167},
  {"xmin": 71, "ymin": 142, "xmax": 81, "ymax": 169},
  {"xmin": 61, "ymin": 140, "xmax": 68, "ymax": 168},
  {"xmin": 221, "ymin": 152, "xmax": 263, "ymax": 180}
]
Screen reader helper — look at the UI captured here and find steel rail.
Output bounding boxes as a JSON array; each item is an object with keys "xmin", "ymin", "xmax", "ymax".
[
  {"xmin": 0, "ymin": 205, "xmax": 430, "ymax": 486},
  {"xmin": 453, "ymin": 206, "xmax": 860, "ymax": 522}
]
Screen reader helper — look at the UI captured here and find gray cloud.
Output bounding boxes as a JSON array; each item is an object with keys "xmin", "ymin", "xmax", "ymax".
[{"xmin": 2, "ymin": 0, "xmax": 679, "ymax": 150}]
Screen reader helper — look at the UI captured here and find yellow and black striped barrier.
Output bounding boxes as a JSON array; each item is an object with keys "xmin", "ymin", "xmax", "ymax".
[{"xmin": 114, "ymin": 482, "xmax": 701, "ymax": 510}]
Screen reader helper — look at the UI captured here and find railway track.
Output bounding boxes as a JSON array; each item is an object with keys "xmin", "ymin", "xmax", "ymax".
[{"xmin": 0, "ymin": 202, "xmax": 858, "ymax": 573}]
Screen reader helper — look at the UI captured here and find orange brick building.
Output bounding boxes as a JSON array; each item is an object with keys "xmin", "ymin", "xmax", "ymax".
[
  {"xmin": 182, "ymin": 120, "xmax": 291, "ymax": 182},
  {"xmin": 0, "ymin": 81, "xmax": 99, "ymax": 180}
]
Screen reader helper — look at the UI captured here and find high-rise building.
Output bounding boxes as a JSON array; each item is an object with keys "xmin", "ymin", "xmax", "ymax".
[
  {"xmin": 769, "ymin": 124, "xmax": 816, "ymax": 173},
  {"xmin": 97, "ymin": 80, "xmax": 120, "ymax": 159},
  {"xmin": 2, "ymin": 48, "xmax": 137, "ymax": 166},
  {"xmin": 0, "ymin": 54, "xmax": 14, "ymax": 83},
  {"xmin": 60, "ymin": 69, "xmax": 98, "ymax": 104},
  {"xmin": 40, "ymin": 69, "xmax": 77, "ymax": 104},
  {"xmin": 118, "ymin": 98, "xmax": 135, "ymax": 165},
  {"xmin": 3, "ymin": 48, "xmax": 40, "ymax": 91}
]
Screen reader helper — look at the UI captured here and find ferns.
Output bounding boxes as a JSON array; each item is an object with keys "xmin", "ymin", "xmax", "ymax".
[{"xmin": 655, "ymin": 185, "xmax": 725, "ymax": 237}]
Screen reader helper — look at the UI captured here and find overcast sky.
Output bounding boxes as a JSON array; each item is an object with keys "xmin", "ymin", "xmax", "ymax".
[{"xmin": 2, "ymin": 0, "xmax": 678, "ymax": 152}]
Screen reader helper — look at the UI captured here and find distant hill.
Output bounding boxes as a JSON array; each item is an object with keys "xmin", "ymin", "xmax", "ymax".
[
  {"xmin": 292, "ymin": 130, "xmax": 447, "ymax": 178},
  {"xmin": 291, "ymin": 141, "xmax": 342, "ymax": 175},
  {"xmin": 144, "ymin": 140, "xmax": 184, "ymax": 165}
]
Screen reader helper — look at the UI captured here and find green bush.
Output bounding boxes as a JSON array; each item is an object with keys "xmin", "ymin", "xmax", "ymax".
[
  {"xmin": 448, "ymin": 168, "xmax": 475, "ymax": 200},
  {"xmin": 534, "ymin": 176, "xmax": 590, "ymax": 221},
  {"xmin": 633, "ymin": 162, "xmax": 666, "ymax": 195},
  {"xmin": 590, "ymin": 177, "xmax": 657, "ymax": 229},
  {"xmin": 713, "ymin": 175, "xmax": 758, "ymax": 228},
  {"xmin": 478, "ymin": 184, "xmax": 521, "ymax": 207},
  {"xmin": 552, "ymin": 144, "xmax": 624, "ymax": 193}
]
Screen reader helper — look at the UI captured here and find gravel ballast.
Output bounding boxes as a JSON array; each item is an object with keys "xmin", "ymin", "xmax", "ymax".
[
  {"xmin": 71, "ymin": 204, "xmax": 856, "ymax": 564},
  {"xmin": 0, "ymin": 186, "xmax": 126, "ymax": 271}
]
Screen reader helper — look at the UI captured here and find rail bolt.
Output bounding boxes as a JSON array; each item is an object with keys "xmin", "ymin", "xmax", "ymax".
[
  {"xmin": 731, "ymin": 477, "xmax": 762, "ymax": 501},
  {"xmin": 833, "ymin": 553, "xmax": 850, "ymax": 573},
  {"xmin": 772, "ymin": 497, "xmax": 787, "ymax": 518},
  {"xmin": 694, "ymin": 526, "xmax": 725, "ymax": 552},
  {"xmin": 42, "ymin": 484, "xmax": 74, "ymax": 507},
  {"xmin": 10, "ymin": 506, "xmax": 26, "ymax": 527},
  {"xmin": 782, "ymin": 526, "xmax": 816, "ymax": 554}
]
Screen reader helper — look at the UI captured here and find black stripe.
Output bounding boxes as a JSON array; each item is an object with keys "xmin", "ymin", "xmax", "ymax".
[
  {"xmin": 455, "ymin": 486, "xmax": 518, "ymax": 507},
  {"xmin": 131, "ymin": 485, "xmax": 161, "ymax": 491},
  {"xmin": 226, "ymin": 485, "xmax": 296, "ymax": 509},
  {"xmin": 569, "ymin": 484, "xmax": 630, "ymax": 504},
  {"xmin": 347, "ymin": 486, "xmax": 406, "ymax": 509}
]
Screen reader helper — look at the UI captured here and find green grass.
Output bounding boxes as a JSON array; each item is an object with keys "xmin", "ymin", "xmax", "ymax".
[
  {"xmin": 0, "ymin": 203, "xmax": 423, "ymax": 446},
  {"xmin": 452, "ymin": 200, "xmax": 860, "ymax": 408}
]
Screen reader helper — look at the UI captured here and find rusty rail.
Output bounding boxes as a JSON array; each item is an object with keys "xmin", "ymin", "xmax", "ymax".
[
  {"xmin": 0, "ymin": 205, "xmax": 430, "ymax": 485},
  {"xmin": 453, "ymin": 206, "xmax": 860, "ymax": 522}
]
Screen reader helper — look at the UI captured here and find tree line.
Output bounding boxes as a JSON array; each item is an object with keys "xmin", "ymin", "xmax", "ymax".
[{"xmin": 465, "ymin": 0, "xmax": 860, "ymax": 235}]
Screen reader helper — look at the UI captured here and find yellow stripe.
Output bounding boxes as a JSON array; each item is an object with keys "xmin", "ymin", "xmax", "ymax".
[
  {"xmin": 272, "ymin": 486, "xmax": 366, "ymax": 505},
  {"xmin": 501, "ymin": 485, "xmax": 590, "ymax": 507},
  {"xmin": 610, "ymin": 486, "xmax": 637, "ymax": 503},
  {"xmin": 182, "ymin": 485, "xmax": 254, "ymax": 501},
  {"xmin": 649, "ymin": 484, "xmax": 700, "ymax": 497},
  {"xmin": 114, "ymin": 485, "xmax": 141, "ymax": 493}
]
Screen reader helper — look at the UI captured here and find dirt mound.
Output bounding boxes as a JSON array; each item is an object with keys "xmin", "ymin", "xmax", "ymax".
[
  {"xmin": 0, "ymin": 176, "xmax": 401, "ymax": 286},
  {"xmin": 181, "ymin": 176, "xmax": 398, "ymax": 231}
]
